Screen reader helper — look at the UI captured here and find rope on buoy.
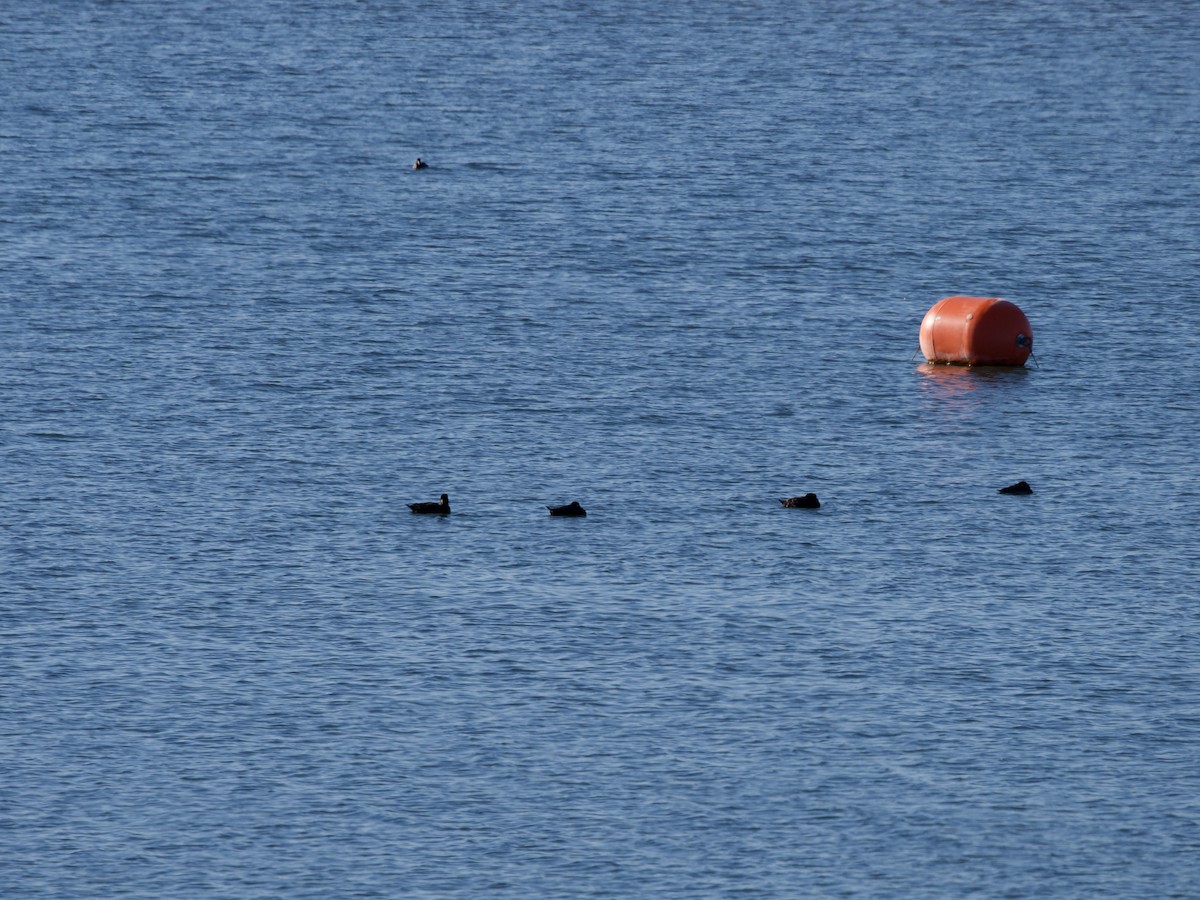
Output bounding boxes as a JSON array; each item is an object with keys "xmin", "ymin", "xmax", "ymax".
[{"xmin": 1029, "ymin": 350, "xmax": 1040, "ymax": 368}]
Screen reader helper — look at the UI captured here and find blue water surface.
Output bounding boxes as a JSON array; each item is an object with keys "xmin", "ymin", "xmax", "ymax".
[{"xmin": 3, "ymin": 0, "xmax": 1199, "ymax": 896}]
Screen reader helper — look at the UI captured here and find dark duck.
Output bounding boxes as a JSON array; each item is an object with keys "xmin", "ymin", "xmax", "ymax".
[
  {"xmin": 547, "ymin": 501, "xmax": 587, "ymax": 517},
  {"xmin": 780, "ymin": 493, "xmax": 820, "ymax": 508},
  {"xmin": 998, "ymin": 481, "xmax": 1033, "ymax": 495},
  {"xmin": 409, "ymin": 493, "xmax": 450, "ymax": 514}
]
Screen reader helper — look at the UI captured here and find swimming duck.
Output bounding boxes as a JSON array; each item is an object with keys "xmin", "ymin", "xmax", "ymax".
[
  {"xmin": 998, "ymin": 481, "xmax": 1033, "ymax": 495},
  {"xmin": 409, "ymin": 493, "xmax": 450, "ymax": 514},
  {"xmin": 780, "ymin": 493, "xmax": 820, "ymax": 508},
  {"xmin": 548, "ymin": 501, "xmax": 587, "ymax": 517},
  {"xmin": 412, "ymin": 157, "xmax": 428, "ymax": 170}
]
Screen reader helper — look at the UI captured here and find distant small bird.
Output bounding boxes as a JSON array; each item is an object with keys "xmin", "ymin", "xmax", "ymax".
[
  {"xmin": 780, "ymin": 493, "xmax": 820, "ymax": 508},
  {"xmin": 409, "ymin": 493, "xmax": 450, "ymax": 514},
  {"xmin": 548, "ymin": 501, "xmax": 587, "ymax": 517},
  {"xmin": 412, "ymin": 157, "xmax": 428, "ymax": 170},
  {"xmin": 998, "ymin": 481, "xmax": 1033, "ymax": 495}
]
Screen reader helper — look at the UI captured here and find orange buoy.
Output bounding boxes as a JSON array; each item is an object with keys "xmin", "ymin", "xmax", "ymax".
[{"xmin": 919, "ymin": 296, "xmax": 1033, "ymax": 366}]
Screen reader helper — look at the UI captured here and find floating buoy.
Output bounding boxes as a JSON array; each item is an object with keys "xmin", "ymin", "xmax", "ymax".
[{"xmin": 919, "ymin": 296, "xmax": 1033, "ymax": 366}]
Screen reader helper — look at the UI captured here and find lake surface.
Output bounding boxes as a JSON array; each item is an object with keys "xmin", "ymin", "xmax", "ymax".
[{"xmin": 3, "ymin": 0, "xmax": 1198, "ymax": 896}]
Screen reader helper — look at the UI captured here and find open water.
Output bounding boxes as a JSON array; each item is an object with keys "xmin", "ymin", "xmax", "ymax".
[{"xmin": 3, "ymin": 0, "xmax": 1199, "ymax": 897}]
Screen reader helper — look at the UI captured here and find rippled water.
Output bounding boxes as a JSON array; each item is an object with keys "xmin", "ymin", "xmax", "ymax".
[{"xmin": 3, "ymin": 1, "xmax": 1199, "ymax": 896}]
